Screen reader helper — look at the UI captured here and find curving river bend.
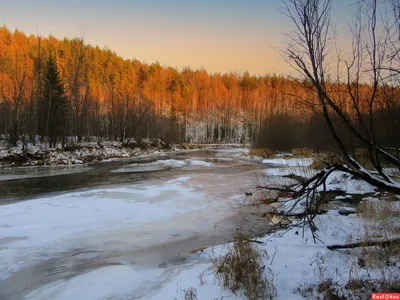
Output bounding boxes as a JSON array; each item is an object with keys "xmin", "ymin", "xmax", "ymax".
[{"xmin": 0, "ymin": 148, "xmax": 273, "ymax": 300}]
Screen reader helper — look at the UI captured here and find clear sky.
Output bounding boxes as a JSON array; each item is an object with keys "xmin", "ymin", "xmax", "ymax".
[{"xmin": 0, "ymin": 0, "xmax": 352, "ymax": 75}]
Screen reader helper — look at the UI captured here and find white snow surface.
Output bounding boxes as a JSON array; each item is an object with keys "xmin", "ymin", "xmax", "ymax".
[
  {"xmin": 185, "ymin": 159, "xmax": 213, "ymax": 167},
  {"xmin": 0, "ymin": 138, "xmax": 176, "ymax": 167},
  {"xmin": 111, "ymin": 158, "xmax": 213, "ymax": 173},
  {"xmin": 25, "ymin": 209, "xmax": 380, "ymax": 300},
  {"xmin": 145, "ymin": 202, "xmax": 399, "ymax": 300},
  {"xmin": 0, "ymin": 160, "xmax": 258, "ymax": 287},
  {"xmin": 1, "ymin": 152, "xmax": 397, "ymax": 300},
  {"xmin": 261, "ymin": 157, "xmax": 314, "ymax": 167},
  {"xmin": 263, "ymin": 166, "xmax": 318, "ymax": 179},
  {"xmin": 156, "ymin": 159, "xmax": 186, "ymax": 166},
  {"xmin": 267, "ymin": 169, "xmax": 377, "ymax": 216},
  {"xmin": 319, "ymin": 171, "xmax": 376, "ymax": 194},
  {"xmin": 0, "ymin": 176, "xmax": 211, "ymax": 279}
]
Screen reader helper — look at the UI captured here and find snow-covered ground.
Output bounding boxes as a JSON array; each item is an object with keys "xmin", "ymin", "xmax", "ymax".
[
  {"xmin": 263, "ymin": 165, "xmax": 318, "ymax": 179},
  {"xmin": 0, "ymin": 151, "xmax": 264, "ymax": 299},
  {"xmin": 137, "ymin": 166, "xmax": 398, "ymax": 300},
  {"xmin": 1, "ymin": 151, "xmax": 398, "ymax": 300},
  {"xmin": 140, "ymin": 210, "xmax": 364, "ymax": 300},
  {"xmin": 0, "ymin": 138, "xmax": 176, "ymax": 167},
  {"xmin": 23, "ymin": 194, "xmax": 392, "ymax": 300},
  {"xmin": 261, "ymin": 157, "xmax": 314, "ymax": 167},
  {"xmin": 0, "ymin": 137, "xmax": 248, "ymax": 167}
]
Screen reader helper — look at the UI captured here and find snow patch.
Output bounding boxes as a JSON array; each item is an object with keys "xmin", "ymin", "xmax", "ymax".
[
  {"xmin": 318, "ymin": 171, "xmax": 376, "ymax": 194},
  {"xmin": 261, "ymin": 158, "xmax": 313, "ymax": 167},
  {"xmin": 152, "ymin": 159, "xmax": 186, "ymax": 167},
  {"xmin": 263, "ymin": 166, "xmax": 317, "ymax": 179},
  {"xmin": 185, "ymin": 159, "xmax": 213, "ymax": 167}
]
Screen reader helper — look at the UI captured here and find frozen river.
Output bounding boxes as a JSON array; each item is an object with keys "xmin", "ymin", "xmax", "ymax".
[{"xmin": 0, "ymin": 148, "xmax": 273, "ymax": 300}]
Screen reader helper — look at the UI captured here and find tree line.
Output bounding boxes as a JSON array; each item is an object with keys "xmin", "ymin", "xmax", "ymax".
[
  {"xmin": 0, "ymin": 26, "xmax": 316, "ymax": 147},
  {"xmin": 0, "ymin": 26, "xmax": 397, "ymax": 148}
]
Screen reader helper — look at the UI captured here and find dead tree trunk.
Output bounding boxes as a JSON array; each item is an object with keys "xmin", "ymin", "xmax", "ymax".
[{"xmin": 327, "ymin": 238, "xmax": 400, "ymax": 251}]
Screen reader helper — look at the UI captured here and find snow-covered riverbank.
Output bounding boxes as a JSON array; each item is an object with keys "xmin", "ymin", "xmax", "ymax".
[
  {"xmin": 0, "ymin": 139, "xmax": 174, "ymax": 167},
  {"xmin": 0, "ymin": 138, "xmax": 247, "ymax": 167},
  {"xmin": 0, "ymin": 149, "xmax": 266, "ymax": 299},
  {"xmin": 140, "ymin": 159, "xmax": 400, "ymax": 300},
  {"xmin": 1, "ymin": 151, "xmax": 398, "ymax": 299}
]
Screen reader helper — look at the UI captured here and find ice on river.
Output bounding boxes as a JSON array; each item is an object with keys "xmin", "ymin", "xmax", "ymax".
[
  {"xmin": 25, "ymin": 259, "xmax": 244, "ymax": 300},
  {"xmin": 111, "ymin": 158, "xmax": 213, "ymax": 173},
  {"xmin": 0, "ymin": 176, "xmax": 195, "ymax": 277},
  {"xmin": 0, "ymin": 168, "xmax": 254, "ymax": 282},
  {"xmin": 0, "ymin": 149, "xmax": 264, "ymax": 299},
  {"xmin": 0, "ymin": 165, "xmax": 93, "ymax": 181}
]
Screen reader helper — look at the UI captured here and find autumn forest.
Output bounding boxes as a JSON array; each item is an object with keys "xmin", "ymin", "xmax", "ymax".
[
  {"xmin": 0, "ymin": 26, "xmax": 317, "ymax": 146},
  {"xmin": 0, "ymin": 26, "xmax": 398, "ymax": 151}
]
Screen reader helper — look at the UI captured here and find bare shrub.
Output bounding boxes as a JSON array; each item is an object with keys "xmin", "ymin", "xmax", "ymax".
[
  {"xmin": 184, "ymin": 288, "xmax": 197, "ymax": 300},
  {"xmin": 291, "ymin": 148, "xmax": 315, "ymax": 157},
  {"xmin": 248, "ymin": 148, "xmax": 276, "ymax": 158},
  {"xmin": 309, "ymin": 153, "xmax": 342, "ymax": 170},
  {"xmin": 344, "ymin": 199, "xmax": 400, "ymax": 295},
  {"xmin": 297, "ymin": 198, "xmax": 400, "ymax": 299},
  {"xmin": 345, "ymin": 276, "xmax": 400, "ymax": 296},
  {"xmin": 198, "ymin": 270, "xmax": 206, "ymax": 286},
  {"xmin": 351, "ymin": 198, "xmax": 400, "ymax": 268},
  {"xmin": 174, "ymin": 286, "xmax": 198, "ymax": 300},
  {"xmin": 212, "ymin": 230, "xmax": 276, "ymax": 300},
  {"xmin": 296, "ymin": 274, "xmax": 345, "ymax": 299}
]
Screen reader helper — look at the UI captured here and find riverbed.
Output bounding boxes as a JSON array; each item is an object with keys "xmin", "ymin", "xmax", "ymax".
[{"xmin": 0, "ymin": 148, "xmax": 275, "ymax": 300}]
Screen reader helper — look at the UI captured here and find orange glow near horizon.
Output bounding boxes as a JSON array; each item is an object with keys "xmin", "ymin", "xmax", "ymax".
[{"xmin": 0, "ymin": 0, "xmax": 353, "ymax": 76}]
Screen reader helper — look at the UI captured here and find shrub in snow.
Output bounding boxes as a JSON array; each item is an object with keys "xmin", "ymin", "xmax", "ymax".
[{"xmin": 212, "ymin": 230, "xmax": 276, "ymax": 300}]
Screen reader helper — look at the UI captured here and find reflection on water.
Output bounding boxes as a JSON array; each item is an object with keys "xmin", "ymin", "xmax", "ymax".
[
  {"xmin": 0, "ymin": 149, "xmax": 253, "ymax": 204},
  {"xmin": 0, "ymin": 165, "xmax": 94, "ymax": 181}
]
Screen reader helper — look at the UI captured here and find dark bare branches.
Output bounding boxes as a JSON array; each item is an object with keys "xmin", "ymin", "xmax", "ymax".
[{"xmin": 275, "ymin": 0, "xmax": 400, "ymax": 238}]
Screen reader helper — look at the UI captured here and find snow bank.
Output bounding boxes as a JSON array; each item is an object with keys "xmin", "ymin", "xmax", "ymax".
[
  {"xmin": 0, "ymin": 138, "xmax": 174, "ymax": 167},
  {"xmin": 145, "ymin": 262, "xmax": 243, "ymax": 300},
  {"xmin": 267, "ymin": 169, "xmax": 377, "ymax": 216},
  {"xmin": 317, "ymin": 171, "xmax": 376, "ymax": 194},
  {"xmin": 3, "ymin": 150, "xmax": 392, "ymax": 300},
  {"xmin": 26, "ymin": 203, "xmax": 388, "ymax": 300},
  {"xmin": 137, "ymin": 209, "xmax": 365, "ymax": 300},
  {"xmin": 262, "ymin": 176, "xmax": 299, "ymax": 188},
  {"xmin": 261, "ymin": 157, "xmax": 314, "ymax": 167},
  {"xmin": 263, "ymin": 166, "xmax": 318, "ymax": 179},
  {"xmin": 148, "ymin": 195, "xmax": 399, "ymax": 299}
]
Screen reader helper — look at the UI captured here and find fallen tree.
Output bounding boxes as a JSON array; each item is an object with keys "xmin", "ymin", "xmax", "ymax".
[
  {"xmin": 272, "ymin": 0, "xmax": 400, "ymax": 238},
  {"xmin": 327, "ymin": 238, "xmax": 400, "ymax": 251}
]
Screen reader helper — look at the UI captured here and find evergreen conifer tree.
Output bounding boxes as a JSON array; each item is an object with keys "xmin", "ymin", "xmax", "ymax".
[{"xmin": 38, "ymin": 55, "xmax": 68, "ymax": 148}]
